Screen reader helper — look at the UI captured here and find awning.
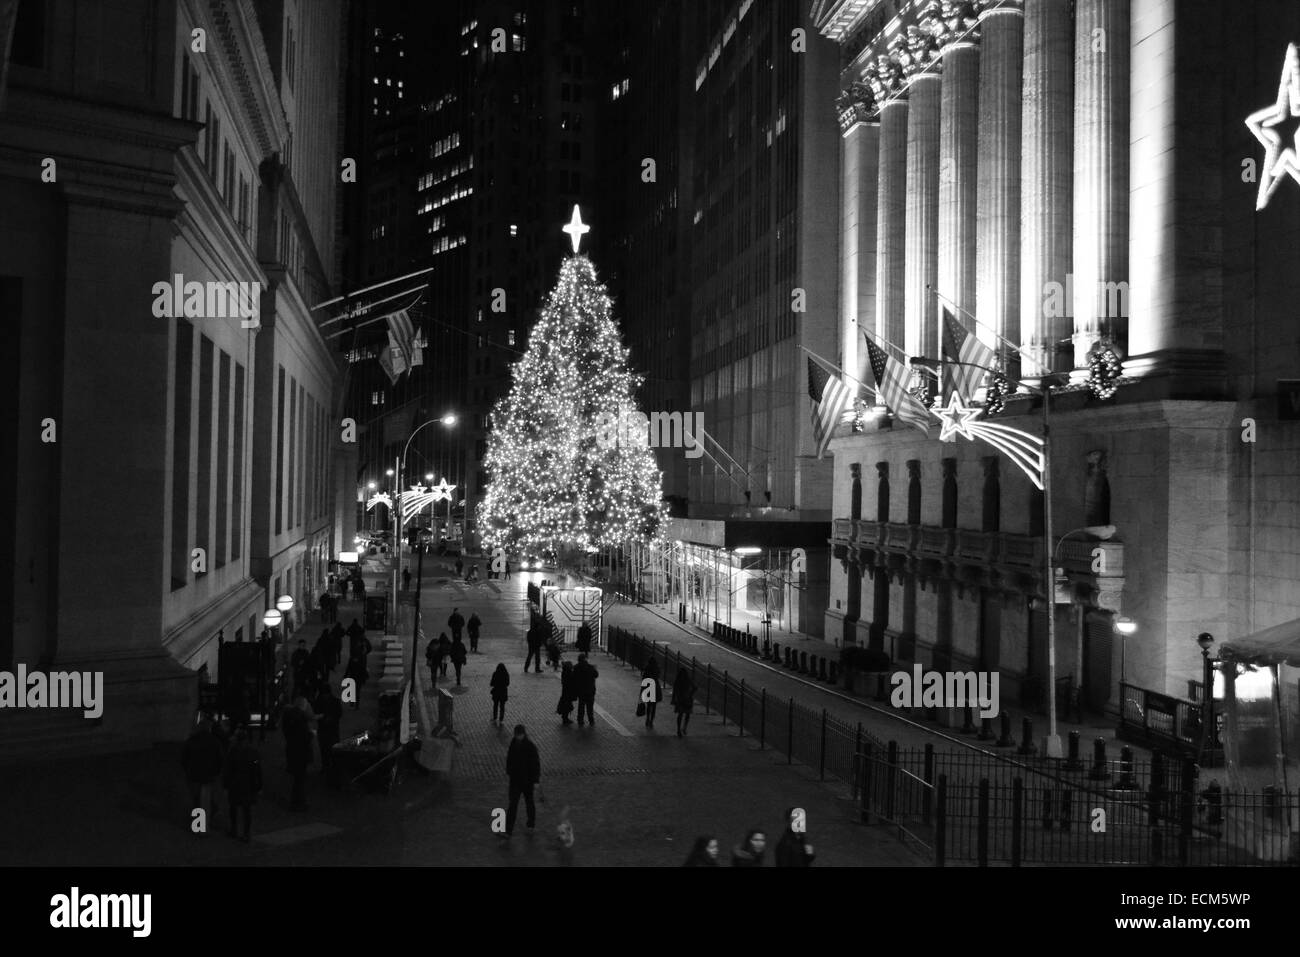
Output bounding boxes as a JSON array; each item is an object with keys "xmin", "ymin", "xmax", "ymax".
[{"xmin": 1219, "ymin": 617, "xmax": 1300, "ymax": 667}]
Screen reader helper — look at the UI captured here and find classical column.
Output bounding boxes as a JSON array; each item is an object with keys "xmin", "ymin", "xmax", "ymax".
[
  {"xmin": 1072, "ymin": 0, "xmax": 1130, "ymax": 370},
  {"xmin": 901, "ymin": 26, "xmax": 942, "ymax": 358},
  {"xmin": 1020, "ymin": 0, "xmax": 1073, "ymax": 377},
  {"xmin": 975, "ymin": 3, "xmax": 1024, "ymax": 366},
  {"xmin": 871, "ymin": 55, "xmax": 908, "ymax": 355},
  {"xmin": 933, "ymin": 7, "xmax": 981, "ymax": 356},
  {"xmin": 838, "ymin": 82, "xmax": 880, "ymax": 390}
]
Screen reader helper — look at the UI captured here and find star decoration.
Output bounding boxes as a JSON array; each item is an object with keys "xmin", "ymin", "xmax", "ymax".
[
  {"xmin": 562, "ymin": 204, "xmax": 590, "ymax": 253},
  {"xmin": 431, "ymin": 478, "xmax": 456, "ymax": 502},
  {"xmin": 1246, "ymin": 43, "xmax": 1300, "ymax": 211},
  {"xmin": 936, "ymin": 393, "xmax": 980, "ymax": 443}
]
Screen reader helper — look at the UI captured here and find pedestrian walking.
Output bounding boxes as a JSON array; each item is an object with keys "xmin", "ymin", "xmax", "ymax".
[
  {"xmin": 450, "ymin": 635, "xmax": 468, "ymax": 686},
  {"xmin": 290, "ymin": 639, "xmax": 310, "ymax": 697},
  {"xmin": 545, "ymin": 631, "xmax": 561, "ymax": 671},
  {"xmin": 575, "ymin": 621, "xmax": 593, "ymax": 655},
  {"xmin": 573, "ymin": 653, "xmax": 598, "ymax": 728},
  {"xmin": 774, "ymin": 808, "xmax": 816, "ymax": 867},
  {"xmin": 318, "ymin": 590, "xmax": 331, "ymax": 623},
  {"xmin": 343, "ymin": 650, "xmax": 368, "ymax": 708},
  {"xmin": 448, "ymin": 608, "xmax": 465, "ymax": 643},
  {"xmin": 328, "ymin": 622, "xmax": 345, "ymax": 668},
  {"xmin": 348, "ymin": 621, "xmax": 372, "ymax": 663},
  {"xmin": 524, "ymin": 622, "xmax": 545, "ymax": 673},
  {"xmin": 402, "ymin": 568, "xmax": 412, "ymax": 590},
  {"xmin": 425, "ymin": 637, "xmax": 440, "ymax": 686},
  {"xmin": 503, "ymin": 559, "xmax": 512, "ymax": 581},
  {"xmin": 639, "ymin": 657, "xmax": 663, "ymax": 730},
  {"xmin": 313, "ymin": 685, "xmax": 342, "ymax": 783},
  {"xmin": 731, "ymin": 829, "xmax": 767, "ymax": 867},
  {"xmin": 556, "ymin": 660, "xmax": 576, "ymax": 725},
  {"xmin": 455, "ymin": 557, "xmax": 464, "ymax": 578},
  {"xmin": 682, "ymin": 835, "xmax": 720, "ymax": 866},
  {"xmin": 281, "ymin": 697, "xmax": 314, "ymax": 812},
  {"xmin": 222, "ymin": 726, "xmax": 261, "ymax": 842},
  {"xmin": 504, "ymin": 724, "xmax": 541, "ymax": 837},
  {"xmin": 436, "ymin": 633, "xmax": 451, "ymax": 676},
  {"xmin": 672, "ymin": 668, "xmax": 697, "ymax": 738},
  {"xmin": 490, "ymin": 663, "xmax": 510, "ymax": 723},
  {"xmin": 467, "ymin": 612, "xmax": 482, "ymax": 652},
  {"xmin": 181, "ymin": 717, "xmax": 225, "ymax": 832}
]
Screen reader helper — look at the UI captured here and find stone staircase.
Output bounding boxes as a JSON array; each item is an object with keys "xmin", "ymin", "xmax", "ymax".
[{"xmin": 0, "ymin": 709, "xmax": 135, "ymax": 765}]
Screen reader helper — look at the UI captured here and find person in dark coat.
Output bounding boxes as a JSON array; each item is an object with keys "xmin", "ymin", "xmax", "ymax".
[
  {"xmin": 467, "ymin": 612, "xmax": 482, "ymax": 653},
  {"xmin": 313, "ymin": 685, "xmax": 342, "ymax": 782},
  {"xmin": 449, "ymin": 636, "xmax": 468, "ymax": 686},
  {"xmin": 345, "ymin": 618, "xmax": 365, "ymax": 649},
  {"xmin": 545, "ymin": 630, "xmax": 561, "ymax": 671},
  {"xmin": 349, "ymin": 625, "xmax": 372, "ymax": 664},
  {"xmin": 575, "ymin": 622, "xmax": 593, "ymax": 655},
  {"xmin": 402, "ymin": 568, "xmax": 412, "ymax": 590},
  {"xmin": 525, "ymin": 623, "xmax": 545, "ymax": 674},
  {"xmin": 455, "ymin": 556, "xmax": 464, "ymax": 578},
  {"xmin": 222, "ymin": 726, "xmax": 262, "ymax": 842},
  {"xmin": 774, "ymin": 808, "xmax": 816, "ymax": 867},
  {"xmin": 683, "ymin": 835, "xmax": 720, "ymax": 866},
  {"xmin": 181, "ymin": 717, "xmax": 225, "ymax": 831},
  {"xmin": 318, "ymin": 590, "xmax": 331, "ymax": 623},
  {"xmin": 436, "ymin": 633, "xmax": 451, "ymax": 676},
  {"xmin": 426, "ymin": 637, "xmax": 441, "ymax": 686},
  {"xmin": 640, "ymin": 657, "xmax": 663, "ymax": 730},
  {"xmin": 448, "ymin": 608, "xmax": 465, "ymax": 643},
  {"xmin": 504, "ymin": 724, "xmax": 541, "ymax": 836},
  {"xmin": 290, "ymin": 640, "xmax": 310, "ymax": 696},
  {"xmin": 573, "ymin": 654, "xmax": 598, "ymax": 727},
  {"xmin": 343, "ymin": 651, "xmax": 368, "ymax": 709},
  {"xmin": 557, "ymin": 660, "xmax": 576, "ymax": 725},
  {"xmin": 490, "ymin": 663, "xmax": 510, "ymax": 723},
  {"xmin": 731, "ymin": 829, "xmax": 767, "ymax": 867},
  {"xmin": 672, "ymin": 668, "xmax": 697, "ymax": 738},
  {"xmin": 328, "ymin": 622, "xmax": 346, "ymax": 668},
  {"xmin": 282, "ymin": 697, "xmax": 315, "ymax": 811}
]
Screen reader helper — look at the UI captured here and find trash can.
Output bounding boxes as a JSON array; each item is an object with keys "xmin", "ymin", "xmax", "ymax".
[{"xmin": 364, "ymin": 595, "xmax": 387, "ymax": 631}]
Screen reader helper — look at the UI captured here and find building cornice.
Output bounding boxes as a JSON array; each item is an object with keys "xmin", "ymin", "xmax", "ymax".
[{"xmin": 195, "ymin": 0, "xmax": 290, "ymax": 162}]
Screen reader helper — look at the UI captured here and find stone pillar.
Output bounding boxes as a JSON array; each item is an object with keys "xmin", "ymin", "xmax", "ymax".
[
  {"xmin": 905, "ymin": 72, "xmax": 942, "ymax": 358},
  {"xmin": 975, "ymin": 4, "xmax": 1024, "ymax": 364},
  {"xmin": 876, "ymin": 99, "xmax": 909, "ymax": 353},
  {"xmin": 1072, "ymin": 0, "xmax": 1130, "ymax": 370},
  {"xmin": 937, "ymin": 38, "xmax": 980, "ymax": 353},
  {"xmin": 838, "ymin": 82, "xmax": 880, "ymax": 391},
  {"xmin": 1020, "ymin": 0, "xmax": 1073, "ymax": 378}
]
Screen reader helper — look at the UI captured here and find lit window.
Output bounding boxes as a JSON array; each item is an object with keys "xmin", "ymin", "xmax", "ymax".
[{"xmin": 508, "ymin": 329, "xmax": 516, "ymax": 345}]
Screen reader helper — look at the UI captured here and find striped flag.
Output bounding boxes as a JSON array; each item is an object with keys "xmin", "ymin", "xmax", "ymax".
[
  {"xmin": 864, "ymin": 336, "xmax": 933, "ymax": 436},
  {"xmin": 387, "ymin": 329, "xmax": 408, "ymax": 377},
  {"xmin": 807, "ymin": 357, "xmax": 852, "ymax": 459},
  {"xmin": 942, "ymin": 308, "xmax": 997, "ymax": 403}
]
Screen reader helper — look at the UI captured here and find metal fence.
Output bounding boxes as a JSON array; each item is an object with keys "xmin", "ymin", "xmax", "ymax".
[{"xmin": 604, "ymin": 624, "xmax": 1300, "ymax": 867}]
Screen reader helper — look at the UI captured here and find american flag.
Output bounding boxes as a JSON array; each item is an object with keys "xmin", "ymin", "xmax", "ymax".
[
  {"xmin": 942, "ymin": 308, "xmax": 997, "ymax": 403},
  {"xmin": 864, "ymin": 336, "xmax": 933, "ymax": 436},
  {"xmin": 807, "ymin": 357, "xmax": 852, "ymax": 459}
]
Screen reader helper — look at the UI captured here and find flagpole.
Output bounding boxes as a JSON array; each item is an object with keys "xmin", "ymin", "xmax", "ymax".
[
  {"xmin": 858, "ymin": 328, "xmax": 909, "ymax": 365},
  {"xmin": 927, "ymin": 285, "xmax": 1050, "ymax": 376},
  {"xmin": 799, "ymin": 345, "xmax": 875, "ymax": 397}
]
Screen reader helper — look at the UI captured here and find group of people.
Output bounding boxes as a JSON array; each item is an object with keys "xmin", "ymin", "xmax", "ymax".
[
  {"xmin": 425, "ymin": 607, "xmax": 482, "ymax": 688},
  {"xmin": 634, "ymin": 657, "xmax": 698, "ymax": 736},
  {"xmin": 181, "ymin": 716, "xmax": 265, "ymax": 842},
  {"xmin": 682, "ymin": 813, "xmax": 817, "ymax": 866},
  {"xmin": 290, "ymin": 618, "xmax": 372, "ymax": 709}
]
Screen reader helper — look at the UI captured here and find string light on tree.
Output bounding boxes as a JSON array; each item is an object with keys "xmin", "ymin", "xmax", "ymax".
[{"xmin": 477, "ymin": 208, "xmax": 666, "ymax": 562}]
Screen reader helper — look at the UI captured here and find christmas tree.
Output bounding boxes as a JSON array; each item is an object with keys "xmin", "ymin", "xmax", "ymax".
[{"xmin": 477, "ymin": 224, "xmax": 666, "ymax": 562}]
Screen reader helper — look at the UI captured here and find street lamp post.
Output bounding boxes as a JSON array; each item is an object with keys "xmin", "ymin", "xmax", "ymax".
[
  {"xmin": 1115, "ymin": 616, "xmax": 1137, "ymax": 694},
  {"xmin": 394, "ymin": 414, "xmax": 458, "ymax": 624},
  {"xmin": 1197, "ymin": 631, "xmax": 1216, "ymax": 762}
]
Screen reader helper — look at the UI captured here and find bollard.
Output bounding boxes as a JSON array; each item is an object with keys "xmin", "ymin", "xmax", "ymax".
[
  {"xmin": 1059, "ymin": 788, "xmax": 1072, "ymax": 832},
  {"xmin": 782, "ymin": 647, "xmax": 790, "ymax": 668},
  {"xmin": 1203, "ymin": 780, "xmax": 1223, "ymax": 827},
  {"xmin": 1065, "ymin": 730, "xmax": 1083, "ymax": 771},
  {"xmin": 773, "ymin": 642, "xmax": 781, "ymax": 665},
  {"xmin": 763, "ymin": 638, "xmax": 771, "ymax": 660},
  {"xmin": 828, "ymin": 662, "xmax": 838, "ymax": 685},
  {"xmin": 1117, "ymin": 746, "xmax": 1137, "ymax": 790},
  {"xmin": 1017, "ymin": 717, "xmax": 1036, "ymax": 755},
  {"xmin": 819, "ymin": 658, "xmax": 828, "ymax": 682},
  {"xmin": 1040, "ymin": 787, "xmax": 1053, "ymax": 830},
  {"xmin": 1088, "ymin": 737, "xmax": 1109, "ymax": 781},
  {"xmin": 807, "ymin": 653, "xmax": 816, "ymax": 676},
  {"xmin": 961, "ymin": 706, "xmax": 977, "ymax": 735},
  {"xmin": 800, "ymin": 651, "xmax": 808, "ymax": 674},
  {"xmin": 996, "ymin": 712, "xmax": 1014, "ymax": 747},
  {"xmin": 978, "ymin": 717, "xmax": 994, "ymax": 741}
]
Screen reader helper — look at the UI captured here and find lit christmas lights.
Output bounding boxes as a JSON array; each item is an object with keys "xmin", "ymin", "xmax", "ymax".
[
  {"xmin": 1087, "ymin": 339, "xmax": 1123, "ymax": 400},
  {"xmin": 476, "ymin": 254, "xmax": 667, "ymax": 560}
]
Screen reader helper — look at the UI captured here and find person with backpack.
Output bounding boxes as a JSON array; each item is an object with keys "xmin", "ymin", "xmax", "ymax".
[
  {"xmin": 467, "ymin": 612, "xmax": 482, "ymax": 653},
  {"xmin": 490, "ymin": 663, "xmax": 510, "ymax": 723},
  {"xmin": 448, "ymin": 608, "xmax": 465, "ymax": 643}
]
